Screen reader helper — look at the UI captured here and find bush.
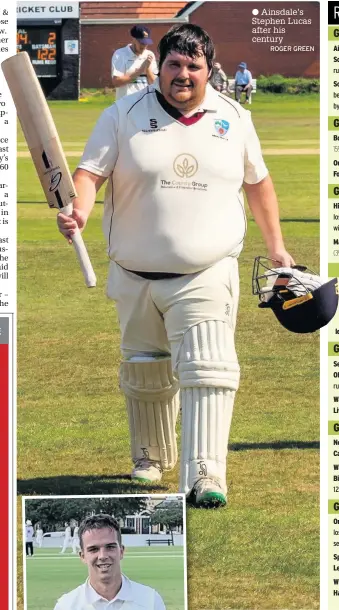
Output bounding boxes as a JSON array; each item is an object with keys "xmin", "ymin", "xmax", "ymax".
[{"xmin": 257, "ymin": 74, "xmax": 319, "ymax": 94}]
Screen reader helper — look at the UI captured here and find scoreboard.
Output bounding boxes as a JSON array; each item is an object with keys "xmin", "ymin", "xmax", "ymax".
[{"xmin": 17, "ymin": 28, "xmax": 59, "ymax": 78}]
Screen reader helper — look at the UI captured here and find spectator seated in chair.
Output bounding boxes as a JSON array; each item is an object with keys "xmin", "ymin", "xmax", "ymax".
[{"xmin": 234, "ymin": 61, "xmax": 253, "ymax": 104}]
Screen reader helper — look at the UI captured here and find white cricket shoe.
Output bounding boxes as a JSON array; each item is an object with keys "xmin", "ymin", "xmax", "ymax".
[
  {"xmin": 190, "ymin": 477, "xmax": 227, "ymax": 508},
  {"xmin": 131, "ymin": 459, "xmax": 162, "ymax": 483}
]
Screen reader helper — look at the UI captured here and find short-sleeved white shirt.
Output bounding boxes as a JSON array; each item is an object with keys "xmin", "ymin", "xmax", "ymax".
[
  {"xmin": 111, "ymin": 44, "xmax": 158, "ymax": 100},
  {"xmin": 64, "ymin": 526, "xmax": 71, "ymax": 539},
  {"xmin": 53, "ymin": 575, "xmax": 166, "ymax": 610},
  {"xmin": 79, "ymin": 80, "xmax": 268, "ymax": 274}
]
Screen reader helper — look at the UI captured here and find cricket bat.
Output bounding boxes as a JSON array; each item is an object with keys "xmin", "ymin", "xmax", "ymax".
[{"xmin": 1, "ymin": 51, "xmax": 96, "ymax": 288}]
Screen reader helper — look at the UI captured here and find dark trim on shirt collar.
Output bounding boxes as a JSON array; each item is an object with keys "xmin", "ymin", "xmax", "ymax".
[{"xmin": 155, "ymin": 90, "xmax": 206, "ymax": 126}]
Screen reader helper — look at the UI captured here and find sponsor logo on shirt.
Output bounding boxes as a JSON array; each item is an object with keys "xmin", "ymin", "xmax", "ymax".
[
  {"xmin": 213, "ymin": 119, "xmax": 230, "ymax": 140},
  {"xmin": 160, "ymin": 153, "xmax": 208, "ymax": 191},
  {"xmin": 173, "ymin": 153, "xmax": 198, "ymax": 178},
  {"xmin": 142, "ymin": 118, "xmax": 167, "ymax": 133}
]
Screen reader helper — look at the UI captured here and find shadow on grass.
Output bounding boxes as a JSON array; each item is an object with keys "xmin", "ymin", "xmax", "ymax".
[
  {"xmin": 280, "ymin": 218, "xmax": 319, "ymax": 223},
  {"xmin": 248, "ymin": 217, "xmax": 319, "ymax": 223},
  {"xmin": 17, "ymin": 474, "xmax": 168, "ymax": 496},
  {"xmin": 18, "ymin": 442, "xmax": 319, "ymax": 494},
  {"xmin": 230, "ymin": 440, "xmax": 319, "ymax": 451}
]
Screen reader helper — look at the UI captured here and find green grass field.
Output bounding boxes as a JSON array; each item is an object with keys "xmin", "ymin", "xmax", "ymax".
[
  {"xmin": 18, "ymin": 93, "xmax": 320, "ymax": 610},
  {"xmin": 25, "ymin": 546, "xmax": 185, "ymax": 610}
]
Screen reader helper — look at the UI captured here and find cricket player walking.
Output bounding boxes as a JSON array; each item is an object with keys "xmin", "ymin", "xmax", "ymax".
[
  {"xmin": 35, "ymin": 524, "xmax": 43, "ymax": 548},
  {"xmin": 58, "ymin": 24, "xmax": 294, "ymax": 508},
  {"xmin": 72, "ymin": 523, "xmax": 80, "ymax": 554},
  {"xmin": 60, "ymin": 522, "xmax": 72, "ymax": 553}
]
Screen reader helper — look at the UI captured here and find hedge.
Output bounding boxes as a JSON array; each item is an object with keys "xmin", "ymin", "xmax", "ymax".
[{"xmin": 257, "ymin": 74, "xmax": 319, "ymax": 94}]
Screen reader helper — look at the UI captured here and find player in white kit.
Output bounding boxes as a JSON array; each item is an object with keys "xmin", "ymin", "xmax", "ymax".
[
  {"xmin": 53, "ymin": 514, "xmax": 165, "ymax": 610},
  {"xmin": 35, "ymin": 523, "xmax": 43, "ymax": 548},
  {"xmin": 57, "ymin": 24, "xmax": 294, "ymax": 508},
  {"xmin": 60, "ymin": 522, "xmax": 72, "ymax": 553},
  {"xmin": 72, "ymin": 523, "xmax": 80, "ymax": 554},
  {"xmin": 111, "ymin": 25, "xmax": 158, "ymax": 100}
]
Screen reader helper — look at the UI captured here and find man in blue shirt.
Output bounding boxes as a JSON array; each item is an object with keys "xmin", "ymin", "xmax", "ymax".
[{"xmin": 234, "ymin": 61, "xmax": 253, "ymax": 103}]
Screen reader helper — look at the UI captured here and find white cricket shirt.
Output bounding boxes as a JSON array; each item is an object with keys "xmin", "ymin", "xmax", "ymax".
[
  {"xmin": 53, "ymin": 574, "xmax": 165, "ymax": 610},
  {"xmin": 111, "ymin": 44, "xmax": 158, "ymax": 100},
  {"xmin": 64, "ymin": 526, "xmax": 71, "ymax": 540},
  {"xmin": 79, "ymin": 80, "xmax": 268, "ymax": 274}
]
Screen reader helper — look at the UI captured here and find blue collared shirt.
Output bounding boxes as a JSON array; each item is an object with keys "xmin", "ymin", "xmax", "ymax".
[{"xmin": 235, "ymin": 69, "xmax": 252, "ymax": 85}]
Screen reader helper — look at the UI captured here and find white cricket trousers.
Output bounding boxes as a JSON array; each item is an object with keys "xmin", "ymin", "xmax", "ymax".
[
  {"xmin": 61, "ymin": 537, "xmax": 71, "ymax": 553},
  {"xmin": 106, "ymin": 256, "xmax": 239, "ymax": 363}
]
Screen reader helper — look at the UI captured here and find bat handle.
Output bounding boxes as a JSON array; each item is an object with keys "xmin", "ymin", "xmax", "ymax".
[{"xmin": 61, "ymin": 204, "xmax": 97, "ymax": 288}]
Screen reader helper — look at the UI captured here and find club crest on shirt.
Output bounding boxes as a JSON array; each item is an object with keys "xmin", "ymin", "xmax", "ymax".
[{"xmin": 214, "ymin": 119, "xmax": 229, "ymax": 137}]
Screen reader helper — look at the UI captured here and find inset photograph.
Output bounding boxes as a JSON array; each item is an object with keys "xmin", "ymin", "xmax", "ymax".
[{"xmin": 23, "ymin": 494, "xmax": 186, "ymax": 610}]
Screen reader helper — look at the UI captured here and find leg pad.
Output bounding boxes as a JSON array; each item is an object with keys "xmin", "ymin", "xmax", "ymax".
[
  {"xmin": 176, "ymin": 321, "xmax": 240, "ymax": 493},
  {"xmin": 120, "ymin": 357, "xmax": 179, "ymax": 470}
]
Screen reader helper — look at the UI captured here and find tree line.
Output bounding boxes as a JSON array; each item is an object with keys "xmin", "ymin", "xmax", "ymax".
[{"xmin": 25, "ymin": 497, "xmax": 184, "ymax": 532}]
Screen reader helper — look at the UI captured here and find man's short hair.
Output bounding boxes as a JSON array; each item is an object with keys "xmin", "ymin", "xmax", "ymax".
[
  {"xmin": 158, "ymin": 24, "xmax": 215, "ymax": 72},
  {"xmin": 78, "ymin": 514, "xmax": 122, "ymax": 550}
]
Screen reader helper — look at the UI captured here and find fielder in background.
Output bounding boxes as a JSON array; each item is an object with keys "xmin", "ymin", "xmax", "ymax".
[
  {"xmin": 35, "ymin": 523, "xmax": 43, "ymax": 548},
  {"xmin": 72, "ymin": 522, "xmax": 80, "ymax": 554},
  {"xmin": 25, "ymin": 519, "xmax": 34, "ymax": 557},
  {"xmin": 111, "ymin": 25, "xmax": 158, "ymax": 100},
  {"xmin": 53, "ymin": 514, "xmax": 166, "ymax": 610},
  {"xmin": 60, "ymin": 522, "xmax": 72, "ymax": 554},
  {"xmin": 57, "ymin": 24, "xmax": 294, "ymax": 508},
  {"xmin": 234, "ymin": 61, "xmax": 253, "ymax": 103}
]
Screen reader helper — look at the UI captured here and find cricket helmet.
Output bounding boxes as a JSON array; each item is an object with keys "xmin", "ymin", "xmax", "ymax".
[{"xmin": 252, "ymin": 256, "xmax": 339, "ymax": 333}]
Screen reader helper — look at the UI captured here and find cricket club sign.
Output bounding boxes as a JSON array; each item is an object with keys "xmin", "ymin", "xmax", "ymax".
[{"xmin": 17, "ymin": 2, "xmax": 79, "ymax": 18}]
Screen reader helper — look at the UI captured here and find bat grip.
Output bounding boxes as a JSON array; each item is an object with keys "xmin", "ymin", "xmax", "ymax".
[{"xmin": 61, "ymin": 204, "xmax": 97, "ymax": 288}]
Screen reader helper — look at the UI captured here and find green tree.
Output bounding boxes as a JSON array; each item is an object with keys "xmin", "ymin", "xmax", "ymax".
[
  {"xmin": 150, "ymin": 501, "xmax": 183, "ymax": 531},
  {"xmin": 91, "ymin": 497, "xmax": 147, "ymax": 518},
  {"xmin": 25, "ymin": 497, "xmax": 148, "ymax": 530}
]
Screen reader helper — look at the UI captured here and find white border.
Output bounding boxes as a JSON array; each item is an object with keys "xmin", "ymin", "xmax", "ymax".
[{"xmin": 22, "ymin": 493, "xmax": 187, "ymax": 610}]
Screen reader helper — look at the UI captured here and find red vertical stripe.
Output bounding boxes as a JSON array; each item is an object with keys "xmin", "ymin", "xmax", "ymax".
[{"xmin": 0, "ymin": 344, "xmax": 8, "ymax": 607}]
